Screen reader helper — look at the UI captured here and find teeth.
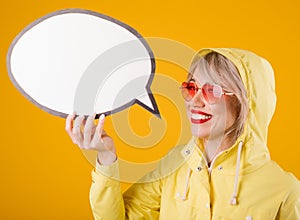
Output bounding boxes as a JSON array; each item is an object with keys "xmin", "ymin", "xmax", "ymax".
[{"xmin": 191, "ymin": 113, "xmax": 212, "ymax": 120}]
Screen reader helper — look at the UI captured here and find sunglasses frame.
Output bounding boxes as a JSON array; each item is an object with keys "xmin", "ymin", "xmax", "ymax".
[{"xmin": 180, "ymin": 81, "xmax": 234, "ymax": 104}]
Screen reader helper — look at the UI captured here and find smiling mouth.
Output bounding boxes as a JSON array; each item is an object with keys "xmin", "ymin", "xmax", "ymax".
[{"xmin": 191, "ymin": 110, "xmax": 212, "ymax": 124}]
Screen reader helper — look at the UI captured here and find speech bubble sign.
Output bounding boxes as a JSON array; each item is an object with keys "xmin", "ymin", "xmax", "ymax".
[{"xmin": 7, "ymin": 9, "xmax": 159, "ymax": 117}]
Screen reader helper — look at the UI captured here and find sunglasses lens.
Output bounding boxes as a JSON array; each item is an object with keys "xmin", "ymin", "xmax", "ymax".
[
  {"xmin": 202, "ymin": 84, "xmax": 222, "ymax": 104},
  {"xmin": 181, "ymin": 82, "xmax": 197, "ymax": 101},
  {"xmin": 181, "ymin": 82, "xmax": 225, "ymax": 103}
]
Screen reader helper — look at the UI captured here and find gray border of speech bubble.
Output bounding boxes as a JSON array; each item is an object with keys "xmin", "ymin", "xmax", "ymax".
[{"xmin": 6, "ymin": 8, "xmax": 160, "ymax": 119}]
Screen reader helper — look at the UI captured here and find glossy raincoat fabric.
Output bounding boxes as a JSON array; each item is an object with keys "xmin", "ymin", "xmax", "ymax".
[{"xmin": 90, "ymin": 48, "xmax": 300, "ymax": 219}]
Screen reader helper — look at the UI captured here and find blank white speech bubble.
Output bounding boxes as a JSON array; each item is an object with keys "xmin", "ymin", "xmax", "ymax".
[{"xmin": 7, "ymin": 9, "xmax": 159, "ymax": 117}]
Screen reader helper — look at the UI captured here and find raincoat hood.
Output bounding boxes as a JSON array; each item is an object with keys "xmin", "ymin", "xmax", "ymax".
[{"xmin": 196, "ymin": 48, "xmax": 277, "ymax": 174}]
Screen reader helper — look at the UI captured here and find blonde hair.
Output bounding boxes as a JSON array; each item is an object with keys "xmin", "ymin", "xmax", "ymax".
[{"xmin": 188, "ymin": 52, "xmax": 248, "ymax": 141}]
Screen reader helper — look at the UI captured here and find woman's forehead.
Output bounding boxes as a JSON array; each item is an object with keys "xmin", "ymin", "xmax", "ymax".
[{"xmin": 189, "ymin": 66, "xmax": 215, "ymax": 85}]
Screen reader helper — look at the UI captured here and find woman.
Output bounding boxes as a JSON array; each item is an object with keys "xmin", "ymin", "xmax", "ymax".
[{"xmin": 65, "ymin": 48, "xmax": 300, "ymax": 219}]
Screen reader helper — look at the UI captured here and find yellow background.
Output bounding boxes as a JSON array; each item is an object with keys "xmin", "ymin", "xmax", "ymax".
[{"xmin": 1, "ymin": 0, "xmax": 300, "ymax": 219}]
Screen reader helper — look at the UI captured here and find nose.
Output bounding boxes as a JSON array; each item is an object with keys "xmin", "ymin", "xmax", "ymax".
[{"xmin": 191, "ymin": 89, "xmax": 206, "ymax": 107}]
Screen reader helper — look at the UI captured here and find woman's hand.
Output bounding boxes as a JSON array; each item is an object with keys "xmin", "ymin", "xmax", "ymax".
[{"xmin": 65, "ymin": 113, "xmax": 117, "ymax": 165}]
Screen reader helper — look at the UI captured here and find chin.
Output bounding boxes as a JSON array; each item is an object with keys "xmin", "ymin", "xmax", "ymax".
[
  {"xmin": 190, "ymin": 122, "xmax": 211, "ymax": 137},
  {"xmin": 191, "ymin": 128, "xmax": 209, "ymax": 139}
]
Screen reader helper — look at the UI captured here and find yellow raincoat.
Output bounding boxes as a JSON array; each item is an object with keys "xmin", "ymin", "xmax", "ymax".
[{"xmin": 90, "ymin": 48, "xmax": 300, "ymax": 219}]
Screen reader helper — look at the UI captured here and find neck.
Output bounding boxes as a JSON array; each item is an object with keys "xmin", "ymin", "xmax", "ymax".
[{"xmin": 202, "ymin": 135, "xmax": 235, "ymax": 165}]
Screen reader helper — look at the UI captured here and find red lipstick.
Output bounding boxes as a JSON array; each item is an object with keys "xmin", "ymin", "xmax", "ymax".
[{"xmin": 190, "ymin": 109, "xmax": 212, "ymax": 124}]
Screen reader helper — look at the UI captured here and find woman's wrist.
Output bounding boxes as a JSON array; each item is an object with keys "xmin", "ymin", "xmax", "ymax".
[{"xmin": 97, "ymin": 151, "xmax": 117, "ymax": 166}]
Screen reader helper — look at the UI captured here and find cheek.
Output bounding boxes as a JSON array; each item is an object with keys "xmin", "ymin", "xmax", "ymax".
[
  {"xmin": 225, "ymin": 103, "xmax": 238, "ymax": 127},
  {"xmin": 185, "ymin": 102, "xmax": 191, "ymax": 115},
  {"xmin": 210, "ymin": 103, "xmax": 226, "ymax": 118},
  {"xmin": 226, "ymin": 110, "xmax": 236, "ymax": 127},
  {"xmin": 209, "ymin": 104, "xmax": 228, "ymax": 128},
  {"xmin": 185, "ymin": 101, "xmax": 189, "ymax": 110}
]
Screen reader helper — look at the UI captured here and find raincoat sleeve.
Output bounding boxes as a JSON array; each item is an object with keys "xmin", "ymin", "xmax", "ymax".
[
  {"xmin": 276, "ymin": 181, "xmax": 300, "ymax": 219},
  {"xmin": 90, "ymin": 159, "xmax": 162, "ymax": 220}
]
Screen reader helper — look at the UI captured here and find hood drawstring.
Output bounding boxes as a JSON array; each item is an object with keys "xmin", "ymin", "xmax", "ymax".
[
  {"xmin": 177, "ymin": 167, "xmax": 191, "ymax": 201},
  {"xmin": 230, "ymin": 140, "xmax": 244, "ymax": 205}
]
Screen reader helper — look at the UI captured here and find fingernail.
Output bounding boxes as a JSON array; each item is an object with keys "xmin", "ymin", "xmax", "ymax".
[
  {"xmin": 73, "ymin": 112, "xmax": 77, "ymax": 119},
  {"xmin": 99, "ymin": 114, "xmax": 105, "ymax": 120}
]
